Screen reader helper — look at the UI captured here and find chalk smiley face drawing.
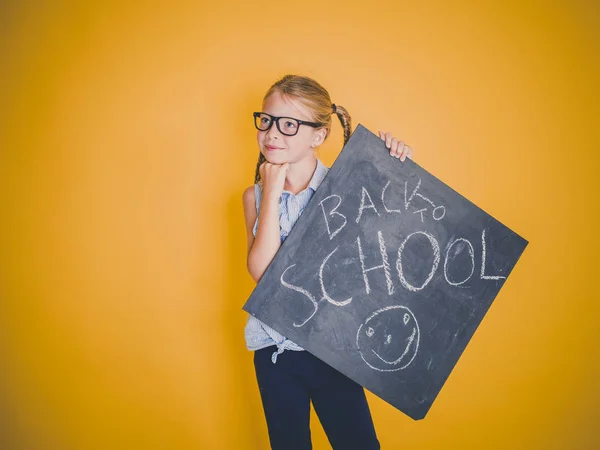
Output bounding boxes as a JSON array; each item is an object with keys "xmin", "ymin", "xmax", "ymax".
[{"xmin": 356, "ymin": 305, "xmax": 420, "ymax": 372}]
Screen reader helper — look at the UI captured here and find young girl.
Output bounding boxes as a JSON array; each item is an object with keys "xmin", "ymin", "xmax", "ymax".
[{"xmin": 242, "ymin": 74, "xmax": 413, "ymax": 450}]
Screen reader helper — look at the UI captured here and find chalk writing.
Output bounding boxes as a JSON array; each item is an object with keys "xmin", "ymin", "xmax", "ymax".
[
  {"xmin": 320, "ymin": 246, "xmax": 353, "ymax": 306},
  {"xmin": 356, "ymin": 305, "xmax": 420, "ymax": 372},
  {"xmin": 279, "ymin": 227, "xmax": 506, "ymax": 330},
  {"xmin": 319, "ymin": 195, "xmax": 346, "ymax": 240},
  {"xmin": 280, "ymin": 264, "xmax": 318, "ymax": 327}
]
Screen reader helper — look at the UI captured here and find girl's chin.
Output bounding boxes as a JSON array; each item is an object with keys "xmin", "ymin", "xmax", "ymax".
[{"xmin": 263, "ymin": 152, "xmax": 288, "ymax": 163}]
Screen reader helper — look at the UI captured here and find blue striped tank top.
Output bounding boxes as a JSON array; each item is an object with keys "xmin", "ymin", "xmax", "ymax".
[{"xmin": 244, "ymin": 158, "xmax": 329, "ymax": 363}]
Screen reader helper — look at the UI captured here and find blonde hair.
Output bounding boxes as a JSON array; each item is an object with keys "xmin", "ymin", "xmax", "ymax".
[{"xmin": 254, "ymin": 74, "xmax": 352, "ymax": 183}]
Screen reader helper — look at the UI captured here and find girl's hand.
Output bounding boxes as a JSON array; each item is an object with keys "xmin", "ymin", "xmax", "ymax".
[
  {"xmin": 379, "ymin": 131, "xmax": 413, "ymax": 162},
  {"xmin": 260, "ymin": 162, "xmax": 289, "ymax": 201}
]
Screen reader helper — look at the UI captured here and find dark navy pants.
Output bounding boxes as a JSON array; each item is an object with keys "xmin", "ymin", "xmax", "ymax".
[{"xmin": 254, "ymin": 346, "xmax": 380, "ymax": 450}]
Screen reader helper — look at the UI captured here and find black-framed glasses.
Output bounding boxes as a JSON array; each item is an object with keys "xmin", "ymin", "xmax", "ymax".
[{"xmin": 253, "ymin": 112, "xmax": 323, "ymax": 136}]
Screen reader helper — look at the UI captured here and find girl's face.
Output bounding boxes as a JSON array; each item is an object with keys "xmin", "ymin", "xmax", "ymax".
[{"xmin": 257, "ymin": 91, "xmax": 326, "ymax": 165}]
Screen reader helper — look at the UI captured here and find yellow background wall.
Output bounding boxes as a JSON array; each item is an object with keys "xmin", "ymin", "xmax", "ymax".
[{"xmin": 1, "ymin": 1, "xmax": 598, "ymax": 449}]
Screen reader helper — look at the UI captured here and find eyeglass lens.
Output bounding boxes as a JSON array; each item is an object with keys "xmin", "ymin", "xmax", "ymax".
[{"xmin": 255, "ymin": 113, "xmax": 299, "ymax": 136}]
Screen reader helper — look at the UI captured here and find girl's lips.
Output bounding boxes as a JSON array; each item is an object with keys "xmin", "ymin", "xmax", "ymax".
[{"xmin": 265, "ymin": 145, "xmax": 283, "ymax": 151}]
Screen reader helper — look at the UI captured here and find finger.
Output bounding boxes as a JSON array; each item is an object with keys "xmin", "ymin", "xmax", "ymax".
[
  {"xmin": 385, "ymin": 132, "xmax": 393, "ymax": 148},
  {"xmin": 379, "ymin": 131, "xmax": 386, "ymax": 141},
  {"xmin": 390, "ymin": 137, "xmax": 399, "ymax": 156},
  {"xmin": 400, "ymin": 144, "xmax": 411, "ymax": 161},
  {"xmin": 398, "ymin": 140, "xmax": 406, "ymax": 158},
  {"xmin": 405, "ymin": 145, "xmax": 413, "ymax": 160}
]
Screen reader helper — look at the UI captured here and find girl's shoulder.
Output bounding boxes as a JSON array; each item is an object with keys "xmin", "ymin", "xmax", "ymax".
[
  {"xmin": 242, "ymin": 183, "xmax": 263, "ymax": 211},
  {"xmin": 242, "ymin": 185, "xmax": 256, "ymax": 207}
]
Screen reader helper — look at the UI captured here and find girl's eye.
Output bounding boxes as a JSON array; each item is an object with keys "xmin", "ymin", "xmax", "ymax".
[
  {"xmin": 284, "ymin": 121, "xmax": 297, "ymax": 129},
  {"xmin": 261, "ymin": 117, "xmax": 271, "ymax": 124}
]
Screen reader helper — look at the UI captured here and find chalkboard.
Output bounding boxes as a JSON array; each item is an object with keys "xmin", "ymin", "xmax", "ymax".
[{"xmin": 243, "ymin": 124, "xmax": 528, "ymax": 420}]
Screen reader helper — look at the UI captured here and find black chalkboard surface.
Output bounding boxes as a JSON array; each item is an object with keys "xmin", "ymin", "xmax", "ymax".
[{"xmin": 243, "ymin": 124, "xmax": 528, "ymax": 420}]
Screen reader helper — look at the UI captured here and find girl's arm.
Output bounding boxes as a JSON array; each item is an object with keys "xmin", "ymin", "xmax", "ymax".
[
  {"xmin": 242, "ymin": 162, "xmax": 289, "ymax": 283},
  {"xmin": 243, "ymin": 187, "xmax": 281, "ymax": 283}
]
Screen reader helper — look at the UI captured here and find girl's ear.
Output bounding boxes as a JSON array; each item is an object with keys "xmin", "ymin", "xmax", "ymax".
[{"xmin": 312, "ymin": 128, "xmax": 327, "ymax": 148}]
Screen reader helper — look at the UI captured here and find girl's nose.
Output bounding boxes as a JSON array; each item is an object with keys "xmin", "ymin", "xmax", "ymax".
[{"xmin": 265, "ymin": 120, "xmax": 281, "ymax": 139}]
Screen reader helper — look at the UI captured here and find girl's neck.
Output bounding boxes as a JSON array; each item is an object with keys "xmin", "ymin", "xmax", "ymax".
[{"xmin": 284, "ymin": 156, "xmax": 318, "ymax": 195}]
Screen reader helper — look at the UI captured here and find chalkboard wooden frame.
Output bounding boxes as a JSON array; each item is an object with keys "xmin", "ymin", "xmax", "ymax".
[{"xmin": 243, "ymin": 124, "xmax": 528, "ymax": 420}]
